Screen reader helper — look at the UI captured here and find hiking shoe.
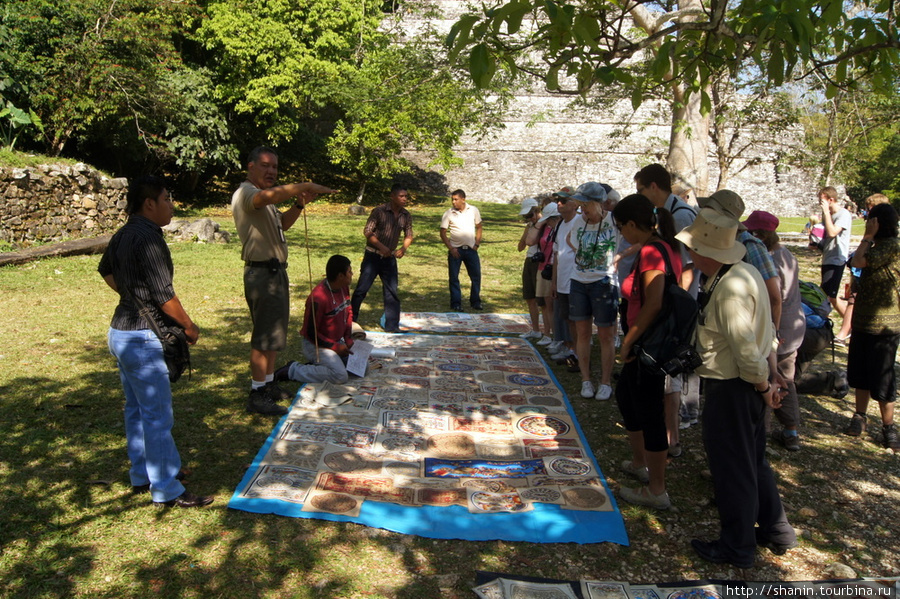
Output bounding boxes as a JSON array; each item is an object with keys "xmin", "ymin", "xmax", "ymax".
[
  {"xmin": 580, "ymin": 381, "xmax": 595, "ymax": 398},
  {"xmin": 832, "ymin": 370, "xmax": 850, "ymax": 399},
  {"xmin": 883, "ymin": 424, "xmax": 900, "ymax": 450},
  {"xmin": 755, "ymin": 529, "xmax": 799, "ymax": 555},
  {"xmin": 595, "ymin": 384, "xmax": 612, "ymax": 401},
  {"xmin": 620, "ymin": 459, "xmax": 650, "ymax": 483},
  {"xmin": 845, "ymin": 412, "xmax": 867, "ymax": 437},
  {"xmin": 247, "ymin": 388, "xmax": 288, "ymax": 416},
  {"xmin": 273, "ymin": 361, "xmax": 296, "ymax": 382},
  {"xmin": 679, "ymin": 410, "xmax": 700, "ymax": 429},
  {"xmin": 536, "ymin": 335, "xmax": 553, "ymax": 346},
  {"xmin": 551, "ymin": 348, "xmax": 574, "ymax": 361},
  {"xmin": 619, "ymin": 485, "xmax": 671, "ymax": 510},
  {"xmin": 553, "ymin": 349, "xmax": 575, "ymax": 362},
  {"xmin": 265, "ymin": 381, "xmax": 292, "ymax": 402},
  {"xmin": 773, "ymin": 429, "xmax": 801, "ymax": 451},
  {"xmin": 521, "ymin": 330, "xmax": 542, "ymax": 340}
]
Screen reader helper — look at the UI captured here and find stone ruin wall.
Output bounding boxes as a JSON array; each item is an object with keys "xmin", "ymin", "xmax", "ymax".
[
  {"xmin": 405, "ymin": 91, "xmax": 822, "ymax": 219},
  {"xmin": 0, "ymin": 163, "xmax": 129, "ymax": 247}
]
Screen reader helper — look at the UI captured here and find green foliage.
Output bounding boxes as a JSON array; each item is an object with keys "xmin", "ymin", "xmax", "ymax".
[
  {"xmin": 0, "ymin": 0, "xmax": 499, "ymax": 202},
  {"xmin": 0, "ymin": 99, "xmax": 43, "ymax": 150},
  {"xmin": 158, "ymin": 66, "xmax": 240, "ymax": 175},
  {"xmin": 0, "ymin": 24, "xmax": 43, "ymax": 150},
  {"xmin": 324, "ymin": 36, "xmax": 503, "ymax": 196},
  {"xmin": 196, "ymin": 0, "xmax": 386, "ymax": 143},
  {"xmin": 798, "ymin": 80, "xmax": 900, "ymax": 200},
  {"xmin": 447, "ymin": 0, "xmax": 900, "ymax": 105},
  {"xmin": 0, "ymin": 0, "xmax": 197, "ymax": 156}
]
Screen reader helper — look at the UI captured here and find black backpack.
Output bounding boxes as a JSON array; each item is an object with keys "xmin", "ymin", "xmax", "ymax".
[{"xmin": 632, "ymin": 242, "xmax": 701, "ymax": 376}]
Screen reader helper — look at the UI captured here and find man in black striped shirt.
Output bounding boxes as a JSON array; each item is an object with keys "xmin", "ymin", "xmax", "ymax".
[
  {"xmin": 99, "ymin": 176, "xmax": 212, "ymax": 508},
  {"xmin": 350, "ymin": 184, "xmax": 414, "ymax": 332}
]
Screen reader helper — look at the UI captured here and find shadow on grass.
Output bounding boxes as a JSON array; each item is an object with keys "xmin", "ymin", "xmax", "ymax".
[
  {"xmin": 7, "ymin": 234, "xmax": 890, "ymax": 597},
  {"xmin": 0, "ymin": 304, "xmax": 485, "ymax": 597}
]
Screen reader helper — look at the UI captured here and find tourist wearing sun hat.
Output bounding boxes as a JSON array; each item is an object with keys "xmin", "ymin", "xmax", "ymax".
[
  {"xmin": 744, "ymin": 210, "xmax": 805, "ymax": 452},
  {"xmin": 676, "ymin": 208, "xmax": 798, "ymax": 568},
  {"xmin": 518, "ymin": 196, "xmax": 545, "ymax": 340},
  {"xmin": 698, "ymin": 190, "xmax": 783, "ymax": 334}
]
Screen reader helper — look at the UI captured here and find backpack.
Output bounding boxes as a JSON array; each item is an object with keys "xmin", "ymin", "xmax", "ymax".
[
  {"xmin": 632, "ymin": 242, "xmax": 701, "ymax": 376},
  {"xmin": 799, "ymin": 281, "xmax": 831, "ymax": 328}
]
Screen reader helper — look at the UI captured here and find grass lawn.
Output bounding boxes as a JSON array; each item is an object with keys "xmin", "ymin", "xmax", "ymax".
[{"xmin": 1, "ymin": 199, "xmax": 897, "ymax": 598}]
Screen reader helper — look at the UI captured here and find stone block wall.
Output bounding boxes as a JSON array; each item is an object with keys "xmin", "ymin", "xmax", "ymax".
[
  {"xmin": 403, "ymin": 90, "xmax": 823, "ymax": 218},
  {"xmin": 0, "ymin": 163, "xmax": 128, "ymax": 247}
]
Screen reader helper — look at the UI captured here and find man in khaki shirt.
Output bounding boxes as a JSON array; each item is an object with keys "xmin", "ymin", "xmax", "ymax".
[
  {"xmin": 231, "ymin": 146, "xmax": 335, "ymax": 416},
  {"xmin": 676, "ymin": 208, "xmax": 797, "ymax": 568}
]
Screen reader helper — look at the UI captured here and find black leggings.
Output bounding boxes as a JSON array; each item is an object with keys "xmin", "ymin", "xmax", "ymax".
[{"xmin": 615, "ymin": 359, "xmax": 668, "ymax": 452}]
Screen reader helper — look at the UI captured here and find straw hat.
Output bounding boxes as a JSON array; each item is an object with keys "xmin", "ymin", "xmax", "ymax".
[
  {"xmin": 697, "ymin": 190, "xmax": 747, "ymax": 230},
  {"xmin": 675, "ymin": 208, "xmax": 747, "ymax": 264}
]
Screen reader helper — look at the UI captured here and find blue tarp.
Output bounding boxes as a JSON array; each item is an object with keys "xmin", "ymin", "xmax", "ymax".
[{"xmin": 228, "ymin": 334, "xmax": 629, "ymax": 545}]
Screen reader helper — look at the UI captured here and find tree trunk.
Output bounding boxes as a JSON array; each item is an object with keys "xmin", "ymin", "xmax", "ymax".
[
  {"xmin": 668, "ymin": 81, "xmax": 710, "ymax": 196},
  {"xmin": 633, "ymin": 0, "xmax": 711, "ymax": 196},
  {"xmin": 356, "ymin": 179, "xmax": 366, "ymax": 205}
]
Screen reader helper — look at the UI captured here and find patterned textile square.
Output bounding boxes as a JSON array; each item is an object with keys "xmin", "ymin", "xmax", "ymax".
[
  {"xmin": 228, "ymin": 333, "xmax": 628, "ymax": 545},
  {"xmin": 391, "ymin": 312, "xmax": 535, "ymax": 335}
]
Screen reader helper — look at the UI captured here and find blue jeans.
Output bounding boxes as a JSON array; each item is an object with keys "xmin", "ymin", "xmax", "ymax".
[
  {"xmin": 351, "ymin": 251, "xmax": 401, "ymax": 330},
  {"xmin": 108, "ymin": 328, "xmax": 185, "ymax": 503},
  {"xmin": 448, "ymin": 247, "xmax": 482, "ymax": 308},
  {"xmin": 287, "ymin": 338, "xmax": 349, "ymax": 384}
]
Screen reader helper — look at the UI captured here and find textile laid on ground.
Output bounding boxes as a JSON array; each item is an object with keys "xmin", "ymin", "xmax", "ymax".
[
  {"xmin": 473, "ymin": 572, "xmax": 900, "ymax": 599},
  {"xmin": 390, "ymin": 312, "xmax": 534, "ymax": 335},
  {"xmin": 229, "ymin": 333, "xmax": 628, "ymax": 545}
]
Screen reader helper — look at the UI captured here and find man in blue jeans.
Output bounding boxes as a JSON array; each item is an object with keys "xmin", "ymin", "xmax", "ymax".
[
  {"xmin": 440, "ymin": 189, "xmax": 483, "ymax": 311},
  {"xmin": 351, "ymin": 184, "xmax": 414, "ymax": 332},
  {"xmin": 99, "ymin": 176, "xmax": 213, "ymax": 508}
]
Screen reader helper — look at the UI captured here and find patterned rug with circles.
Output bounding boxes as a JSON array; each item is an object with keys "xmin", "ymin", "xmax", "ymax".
[{"xmin": 228, "ymin": 332, "xmax": 627, "ymax": 545}]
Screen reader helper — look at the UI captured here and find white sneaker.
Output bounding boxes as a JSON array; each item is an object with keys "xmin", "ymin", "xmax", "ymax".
[
  {"xmin": 580, "ymin": 381, "xmax": 595, "ymax": 398},
  {"xmin": 521, "ymin": 330, "xmax": 542, "ymax": 340},
  {"xmin": 537, "ymin": 335, "xmax": 553, "ymax": 346},
  {"xmin": 595, "ymin": 384, "xmax": 612, "ymax": 401},
  {"xmin": 547, "ymin": 340, "xmax": 564, "ymax": 353},
  {"xmin": 619, "ymin": 485, "xmax": 671, "ymax": 510},
  {"xmin": 551, "ymin": 348, "xmax": 574, "ymax": 361}
]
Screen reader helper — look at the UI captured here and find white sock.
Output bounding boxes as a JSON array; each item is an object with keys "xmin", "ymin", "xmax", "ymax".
[
  {"xmin": 265, "ymin": 374, "xmax": 274, "ymax": 383},
  {"xmin": 251, "ymin": 380, "xmax": 266, "ymax": 391}
]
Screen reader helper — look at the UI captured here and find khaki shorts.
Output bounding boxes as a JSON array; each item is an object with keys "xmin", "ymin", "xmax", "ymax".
[{"xmin": 244, "ymin": 265, "xmax": 290, "ymax": 352}]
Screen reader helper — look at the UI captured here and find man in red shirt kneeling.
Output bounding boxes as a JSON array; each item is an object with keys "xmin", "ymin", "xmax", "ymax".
[{"xmin": 276, "ymin": 255, "xmax": 355, "ymax": 385}]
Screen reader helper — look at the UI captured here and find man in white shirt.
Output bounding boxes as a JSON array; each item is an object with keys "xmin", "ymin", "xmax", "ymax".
[{"xmin": 440, "ymin": 189, "xmax": 483, "ymax": 311}]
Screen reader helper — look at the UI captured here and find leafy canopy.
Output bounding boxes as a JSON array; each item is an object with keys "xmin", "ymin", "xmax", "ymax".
[{"xmin": 446, "ymin": 0, "xmax": 900, "ymax": 108}]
